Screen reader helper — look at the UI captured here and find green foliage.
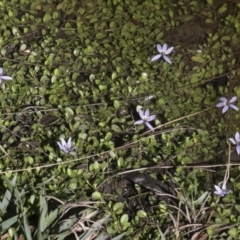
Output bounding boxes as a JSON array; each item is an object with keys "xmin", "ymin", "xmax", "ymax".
[
  {"xmin": 0, "ymin": 175, "xmax": 126, "ymax": 239},
  {"xmin": 0, "ymin": 0, "xmax": 240, "ymax": 238}
]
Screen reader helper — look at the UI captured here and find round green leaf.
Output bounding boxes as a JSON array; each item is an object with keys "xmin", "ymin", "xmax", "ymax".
[
  {"xmin": 137, "ymin": 210, "xmax": 147, "ymax": 218},
  {"xmin": 113, "ymin": 202, "xmax": 124, "ymax": 214},
  {"xmin": 92, "ymin": 191, "xmax": 102, "ymax": 200}
]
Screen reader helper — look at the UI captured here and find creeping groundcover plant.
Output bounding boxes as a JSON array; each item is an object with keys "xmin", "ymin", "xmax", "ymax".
[{"xmin": 2, "ymin": 1, "xmax": 240, "ymax": 238}]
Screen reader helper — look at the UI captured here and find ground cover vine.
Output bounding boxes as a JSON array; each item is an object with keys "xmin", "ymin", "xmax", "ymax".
[{"xmin": 0, "ymin": 0, "xmax": 240, "ymax": 239}]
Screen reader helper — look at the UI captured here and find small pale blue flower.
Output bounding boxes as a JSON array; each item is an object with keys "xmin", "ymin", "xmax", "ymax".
[
  {"xmin": 216, "ymin": 96, "xmax": 238, "ymax": 114},
  {"xmin": 214, "ymin": 181, "xmax": 230, "ymax": 197},
  {"xmin": 0, "ymin": 67, "xmax": 12, "ymax": 83},
  {"xmin": 151, "ymin": 43, "xmax": 174, "ymax": 64},
  {"xmin": 134, "ymin": 109, "xmax": 156, "ymax": 132},
  {"xmin": 229, "ymin": 132, "xmax": 240, "ymax": 155},
  {"xmin": 57, "ymin": 137, "xmax": 76, "ymax": 153}
]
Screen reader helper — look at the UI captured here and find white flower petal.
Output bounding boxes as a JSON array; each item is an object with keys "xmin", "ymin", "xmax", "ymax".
[
  {"xmin": 138, "ymin": 109, "xmax": 144, "ymax": 119},
  {"xmin": 67, "ymin": 137, "xmax": 72, "ymax": 148},
  {"xmin": 134, "ymin": 120, "xmax": 144, "ymax": 125},
  {"xmin": 229, "ymin": 104, "xmax": 238, "ymax": 111},
  {"xmin": 145, "ymin": 122, "xmax": 154, "ymax": 131},
  {"xmin": 162, "ymin": 43, "xmax": 168, "ymax": 51},
  {"xmin": 165, "ymin": 46, "xmax": 174, "ymax": 55},
  {"xmin": 235, "ymin": 132, "xmax": 240, "ymax": 141},
  {"xmin": 60, "ymin": 138, "xmax": 67, "ymax": 146},
  {"xmin": 222, "ymin": 181, "xmax": 227, "ymax": 190},
  {"xmin": 157, "ymin": 44, "xmax": 162, "ymax": 53},
  {"xmin": 214, "ymin": 191, "xmax": 222, "ymax": 196},
  {"xmin": 214, "ymin": 185, "xmax": 221, "ymax": 192},
  {"xmin": 216, "ymin": 102, "xmax": 225, "ymax": 108},
  {"xmin": 219, "ymin": 97, "xmax": 227, "ymax": 102},
  {"xmin": 150, "ymin": 54, "xmax": 162, "ymax": 62},
  {"xmin": 222, "ymin": 105, "xmax": 229, "ymax": 114},
  {"xmin": 236, "ymin": 145, "xmax": 240, "ymax": 155},
  {"xmin": 148, "ymin": 115, "xmax": 156, "ymax": 121},
  {"xmin": 145, "ymin": 109, "xmax": 150, "ymax": 117},
  {"xmin": 229, "ymin": 138, "xmax": 236, "ymax": 145},
  {"xmin": 163, "ymin": 55, "xmax": 172, "ymax": 64},
  {"xmin": 229, "ymin": 96, "xmax": 237, "ymax": 103},
  {"xmin": 1, "ymin": 76, "xmax": 12, "ymax": 80}
]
